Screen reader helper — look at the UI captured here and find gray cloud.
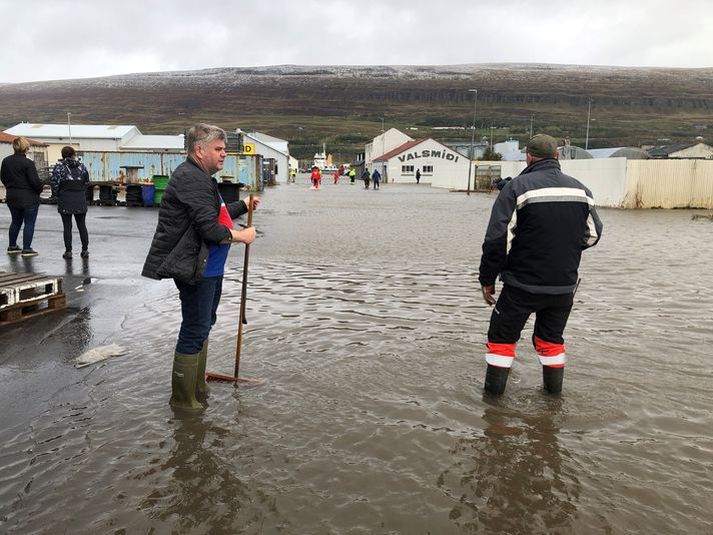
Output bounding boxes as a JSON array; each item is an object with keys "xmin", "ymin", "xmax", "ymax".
[{"xmin": 1, "ymin": 0, "xmax": 711, "ymax": 83}]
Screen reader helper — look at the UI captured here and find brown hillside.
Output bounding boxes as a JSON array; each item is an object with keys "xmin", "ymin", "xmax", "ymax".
[{"xmin": 1, "ymin": 64, "xmax": 711, "ymax": 160}]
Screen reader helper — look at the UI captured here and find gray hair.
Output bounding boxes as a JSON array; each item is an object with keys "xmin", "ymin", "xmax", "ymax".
[{"xmin": 186, "ymin": 123, "xmax": 227, "ymax": 155}]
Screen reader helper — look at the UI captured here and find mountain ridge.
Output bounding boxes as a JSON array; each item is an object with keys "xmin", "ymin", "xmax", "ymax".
[{"xmin": 1, "ymin": 63, "xmax": 711, "ymax": 159}]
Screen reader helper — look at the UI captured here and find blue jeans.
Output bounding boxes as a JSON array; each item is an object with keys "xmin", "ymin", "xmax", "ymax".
[
  {"xmin": 174, "ymin": 276, "xmax": 223, "ymax": 354},
  {"xmin": 8, "ymin": 204, "xmax": 39, "ymax": 250}
]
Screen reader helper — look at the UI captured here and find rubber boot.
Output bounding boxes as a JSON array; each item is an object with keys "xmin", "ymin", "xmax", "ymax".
[
  {"xmin": 484, "ymin": 364, "xmax": 510, "ymax": 396},
  {"xmin": 195, "ymin": 340, "xmax": 209, "ymax": 403},
  {"xmin": 543, "ymin": 366, "xmax": 564, "ymax": 395},
  {"xmin": 169, "ymin": 352, "xmax": 204, "ymax": 411}
]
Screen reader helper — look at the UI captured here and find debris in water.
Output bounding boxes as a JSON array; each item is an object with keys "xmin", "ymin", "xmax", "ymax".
[{"xmin": 75, "ymin": 344, "xmax": 127, "ymax": 368}]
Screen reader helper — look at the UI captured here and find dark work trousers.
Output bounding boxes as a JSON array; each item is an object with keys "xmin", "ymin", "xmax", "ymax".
[
  {"xmin": 174, "ymin": 275, "xmax": 223, "ymax": 354},
  {"xmin": 488, "ymin": 285, "xmax": 574, "ymax": 346},
  {"xmin": 8, "ymin": 204, "xmax": 39, "ymax": 249},
  {"xmin": 61, "ymin": 213, "xmax": 89, "ymax": 251}
]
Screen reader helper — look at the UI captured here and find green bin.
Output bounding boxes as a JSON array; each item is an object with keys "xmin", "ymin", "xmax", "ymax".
[
  {"xmin": 152, "ymin": 175, "xmax": 169, "ymax": 190},
  {"xmin": 152, "ymin": 175, "xmax": 169, "ymax": 206}
]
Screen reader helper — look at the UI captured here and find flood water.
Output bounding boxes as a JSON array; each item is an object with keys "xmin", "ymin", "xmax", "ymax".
[{"xmin": 1, "ymin": 176, "xmax": 713, "ymax": 533}]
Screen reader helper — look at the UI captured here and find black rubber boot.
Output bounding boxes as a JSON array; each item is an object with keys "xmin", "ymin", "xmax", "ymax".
[
  {"xmin": 484, "ymin": 364, "xmax": 510, "ymax": 396},
  {"xmin": 169, "ymin": 352, "xmax": 204, "ymax": 412},
  {"xmin": 543, "ymin": 366, "xmax": 564, "ymax": 395},
  {"xmin": 195, "ymin": 340, "xmax": 209, "ymax": 403}
]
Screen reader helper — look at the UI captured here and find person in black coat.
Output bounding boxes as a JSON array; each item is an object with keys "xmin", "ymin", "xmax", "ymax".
[
  {"xmin": 0, "ymin": 137, "xmax": 43, "ymax": 257},
  {"xmin": 142, "ymin": 123, "xmax": 259, "ymax": 412},
  {"xmin": 50, "ymin": 146, "xmax": 90, "ymax": 259}
]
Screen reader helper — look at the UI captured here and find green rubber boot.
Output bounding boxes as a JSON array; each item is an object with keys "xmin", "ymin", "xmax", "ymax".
[
  {"xmin": 169, "ymin": 352, "xmax": 204, "ymax": 412},
  {"xmin": 195, "ymin": 340, "xmax": 209, "ymax": 402}
]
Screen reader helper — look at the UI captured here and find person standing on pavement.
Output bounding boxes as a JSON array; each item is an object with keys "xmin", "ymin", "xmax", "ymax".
[
  {"xmin": 415, "ymin": 169, "xmax": 421, "ymax": 184},
  {"xmin": 0, "ymin": 137, "xmax": 43, "ymax": 257},
  {"xmin": 50, "ymin": 146, "xmax": 91, "ymax": 259},
  {"xmin": 310, "ymin": 166, "xmax": 322, "ymax": 189},
  {"xmin": 477, "ymin": 134, "xmax": 603, "ymax": 396},
  {"xmin": 371, "ymin": 168, "xmax": 381, "ymax": 190},
  {"xmin": 142, "ymin": 123, "xmax": 259, "ymax": 412},
  {"xmin": 362, "ymin": 168, "xmax": 370, "ymax": 189},
  {"xmin": 348, "ymin": 168, "xmax": 356, "ymax": 185}
]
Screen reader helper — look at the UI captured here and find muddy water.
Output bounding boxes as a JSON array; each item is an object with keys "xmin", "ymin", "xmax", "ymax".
[{"xmin": 1, "ymin": 177, "xmax": 713, "ymax": 533}]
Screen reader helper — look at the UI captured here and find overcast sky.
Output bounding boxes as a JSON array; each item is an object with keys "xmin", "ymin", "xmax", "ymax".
[{"xmin": 1, "ymin": 0, "xmax": 711, "ymax": 84}]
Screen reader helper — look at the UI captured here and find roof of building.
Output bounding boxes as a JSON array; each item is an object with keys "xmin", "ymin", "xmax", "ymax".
[
  {"xmin": 0, "ymin": 132, "xmax": 47, "ymax": 146},
  {"xmin": 587, "ymin": 147, "xmax": 624, "ymax": 158},
  {"xmin": 647, "ymin": 143, "xmax": 696, "ymax": 157},
  {"xmin": 4, "ymin": 123, "xmax": 138, "ymax": 139},
  {"xmin": 242, "ymin": 132, "xmax": 289, "ymax": 157},
  {"xmin": 373, "ymin": 138, "xmax": 430, "ymax": 161},
  {"xmin": 247, "ymin": 131, "xmax": 288, "ymax": 145},
  {"xmin": 121, "ymin": 134, "xmax": 185, "ymax": 150},
  {"xmin": 610, "ymin": 147, "xmax": 650, "ymax": 159}
]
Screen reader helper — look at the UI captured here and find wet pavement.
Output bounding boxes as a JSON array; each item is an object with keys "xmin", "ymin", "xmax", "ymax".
[{"xmin": 1, "ymin": 176, "xmax": 713, "ymax": 533}]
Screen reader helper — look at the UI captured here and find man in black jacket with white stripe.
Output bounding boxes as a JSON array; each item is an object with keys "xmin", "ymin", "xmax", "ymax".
[{"xmin": 478, "ymin": 134, "xmax": 603, "ymax": 396}]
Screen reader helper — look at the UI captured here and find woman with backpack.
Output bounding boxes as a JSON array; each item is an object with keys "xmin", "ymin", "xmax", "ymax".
[{"xmin": 49, "ymin": 146, "xmax": 90, "ymax": 259}]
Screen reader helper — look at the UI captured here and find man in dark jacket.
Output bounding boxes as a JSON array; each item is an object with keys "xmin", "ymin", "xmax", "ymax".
[
  {"xmin": 478, "ymin": 134, "xmax": 603, "ymax": 396},
  {"xmin": 0, "ymin": 137, "xmax": 43, "ymax": 256},
  {"xmin": 142, "ymin": 123, "xmax": 259, "ymax": 411}
]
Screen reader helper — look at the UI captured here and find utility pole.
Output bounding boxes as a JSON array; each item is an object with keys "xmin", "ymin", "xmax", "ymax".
[
  {"xmin": 530, "ymin": 114, "xmax": 534, "ymax": 138},
  {"xmin": 67, "ymin": 112, "xmax": 73, "ymax": 144},
  {"xmin": 466, "ymin": 89, "xmax": 477, "ymax": 196},
  {"xmin": 585, "ymin": 98, "xmax": 592, "ymax": 150}
]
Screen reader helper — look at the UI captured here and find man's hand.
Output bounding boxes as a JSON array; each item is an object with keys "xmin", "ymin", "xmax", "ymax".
[
  {"xmin": 231, "ymin": 226, "xmax": 256, "ymax": 245},
  {"xmin": 245, "ymin": 196, "xmax": 261, "ymax": 211},
  {"xmin": 481, "ymin": 285, "xmax": 496, "ymax": 306}
]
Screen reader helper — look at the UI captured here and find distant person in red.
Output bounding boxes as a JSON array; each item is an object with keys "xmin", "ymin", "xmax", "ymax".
[
  {"xmin": 310, "ymin": 166, "xmax": 321, "ymax": 189},
  {"xmin": 333, "ymin": 169, "xmax": 339, "ymax": 184}
]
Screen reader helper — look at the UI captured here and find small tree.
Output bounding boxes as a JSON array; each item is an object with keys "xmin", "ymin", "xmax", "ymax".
[{"xmin": 482, "ymin": 146, "xmax": 502, "ymax": 161}]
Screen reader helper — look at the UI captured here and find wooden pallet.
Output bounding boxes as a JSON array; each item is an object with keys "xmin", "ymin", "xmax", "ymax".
[{"xmin": 0, "ymin": 272, "xmax": 66, "ymax": 326}]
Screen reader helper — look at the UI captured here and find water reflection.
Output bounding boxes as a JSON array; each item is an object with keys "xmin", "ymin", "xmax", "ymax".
[
  {"xmin": 139, "ymin": 416, "xmax": 269, "ymax": 534},
  {"xmin": 439, "ymin": 401, "xmax": 580, "ymax": 533}
]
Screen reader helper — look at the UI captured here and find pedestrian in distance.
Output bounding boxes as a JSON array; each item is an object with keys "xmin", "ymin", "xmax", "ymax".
[
  {"xmin": 478, "ymin": 134, "xmax": 603, "ymax": 397},
  {"xmin": 142, "ymin": 123, "xmax": 259, "ymax": 412},
  {"xmin": 289, "ymin": 168, "xmax": 296, "ymax": 183},
  {"xmin": 362, "ymin": 168, "xmax": 370, "ymax": 189},
  {"xmin": 50, "ymin": 146, "xmax": 90, "ymax": 259},
  {"xmin": 333, "ymin": 169, "xmax": 339, "ymax": 185},
  {"xmin": 371, "ymin": 168, "xmax": 381, "ymax": 190},
  {"xmin": 310, "ymin": 166, "xmax": 321, "ymax": 189},
  {"xmin": 0, "ymin": 137, "xmax": 43, "ymax": 257},
  {"xmin": 415, "ymin": 169, "xmax": 421, "ymax": 184},
  {"xmin": 348, "ymin": 168, "xmax": 356, "ymax": 185}
]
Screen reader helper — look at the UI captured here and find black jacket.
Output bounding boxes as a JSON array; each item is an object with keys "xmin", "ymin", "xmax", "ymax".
[
  {"xmin": 478, "ymin": 158, "xmax": 603, "ymax": 294},
  {"xmin": 141, "ymin": 157, "xmax": 248, "ymax": 283},
  {"xmin": 49, "ymin": 158, "xmax": 90, "ymax": 214},
  {"xmin": 0, "ymin": 153, "xmax": 43, "ymax": 209}
]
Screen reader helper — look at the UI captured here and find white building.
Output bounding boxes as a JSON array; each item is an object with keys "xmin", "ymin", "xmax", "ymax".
[
  {"xmin": 240, "ymin": 130, "xmax": 290, "ymax": 184},
  {"xmin": 0, "ymin": 132, "xmax": 49, "ymax": 169},
  {"xmin": 366, "ymin": 128, "xmax": 413, "ymax": 176},
  {"xmin": 494, "ymin": 139, "xmax": 526, "ymax": 161},
  {"xmin": 4, "ymin": 123, "xmax": 184, "ymax": 163},
  {"xmin": 373, "ymin": 137, "xmax": 471, "ymax": 185},
  {"xmin": 648, "ymin": 142, "xmax": 713, "ymax": 159}
]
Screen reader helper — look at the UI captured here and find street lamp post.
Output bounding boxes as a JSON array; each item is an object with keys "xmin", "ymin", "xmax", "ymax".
[{"xmin": 466, "ymin": 89, "xmax": 478, "ymax": 196}]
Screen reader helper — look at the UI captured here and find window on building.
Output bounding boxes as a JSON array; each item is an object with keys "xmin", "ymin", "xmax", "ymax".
[
  {"xmin": 401, "ymin": 165, "xmax": 414, "ymax": 174},
  {"xmin": 422, "ymin": 165, "xmax": 433, "ymax": 174}
]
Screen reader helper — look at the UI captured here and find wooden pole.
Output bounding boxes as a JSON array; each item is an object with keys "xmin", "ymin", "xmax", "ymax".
[{"xmin": 233, "ymin": 193, "xmax": 253, "ymax": 378}]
